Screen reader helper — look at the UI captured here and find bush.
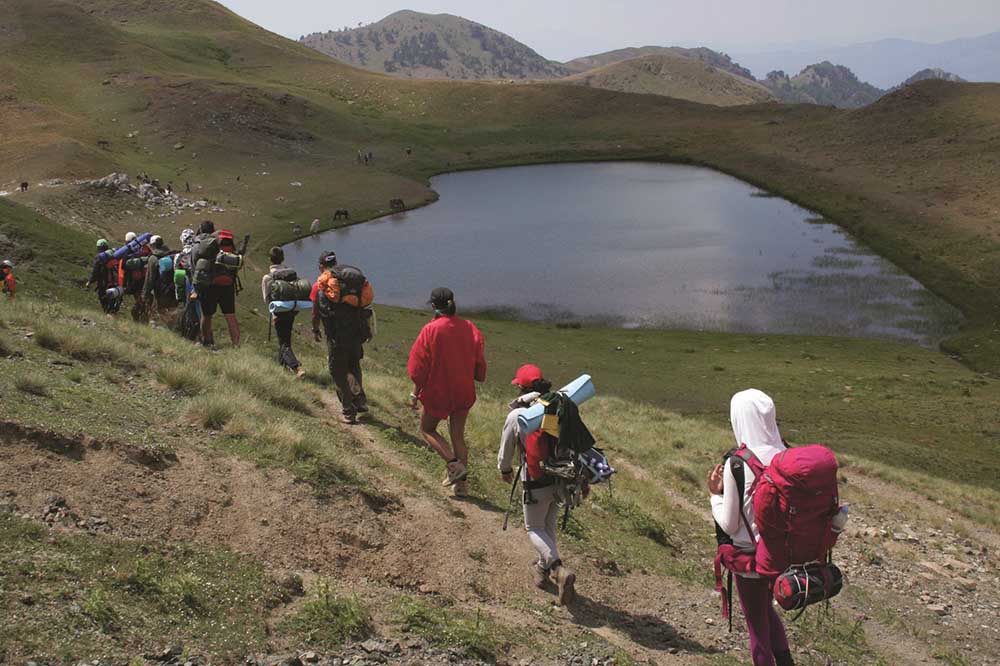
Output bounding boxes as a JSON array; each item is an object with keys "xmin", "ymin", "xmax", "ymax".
[
  {"xmin": 82, "ymin": 586, "xmax": 119, "ymax": 632},
  {"xmin": 187, "ymin": 396, "xmax": 236, "ymax": 430},
  {"xmin": 15, "ymin": 376, "xmax": 49, "ymax": 397},
  {"xmin": 281, "ymin": 581, "xmax": 371, "ymax": 648}
]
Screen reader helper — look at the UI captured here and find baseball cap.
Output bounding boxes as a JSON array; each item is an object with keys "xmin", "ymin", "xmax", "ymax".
[
  {"xmin": 320, "ymin": 250, "xmax": 337, "ymax": 267},
  {"xmin": 511, "ymin": 364, "xmax": 544, "ymax": 388},
  {"xmin": 428, "ymin": 287, "xmax": 454, "ymax": 309}
]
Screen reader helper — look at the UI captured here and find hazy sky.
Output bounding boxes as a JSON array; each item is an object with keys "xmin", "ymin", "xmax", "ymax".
[{"xmin": 218, "ymin": 0, "xmax": 1000, "ymax": 61}]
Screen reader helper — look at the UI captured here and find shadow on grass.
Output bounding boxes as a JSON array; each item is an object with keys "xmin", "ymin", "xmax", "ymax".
[{"xmin": 567, "ymin": 593, "xmax": 717, "ymax": 655}]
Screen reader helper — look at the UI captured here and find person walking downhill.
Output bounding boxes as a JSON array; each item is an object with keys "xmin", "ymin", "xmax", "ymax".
[
  {"xmin": 262, "ymin": 246, "xmax": 306, "ymax": 378},
  {"xmin": 193, "ymin": 229, "xmax": 241, "ymax": 347},
  {"xmin": 498, "ymin": 364, "xmax": 577, "ymax": 604},
  {"xmin": 708, "ymin": 389, "xmax": 793, "ymax": 666},
  {"xmin": 311, "ymin": 251, "xmax": 373, "ymax": 423},
  {"xmin": 407, "ymin": 287, "xmax": 486, "ymax": 498},
  {"xmin": 1, "ymin": 260, "xmax": 15, "ymax": 301},
  {"xmin": 86, "ymin": 239, "xmax": 122, "ymax": 315}
]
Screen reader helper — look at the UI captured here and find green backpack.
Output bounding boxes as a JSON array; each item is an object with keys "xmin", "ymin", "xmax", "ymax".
[{"xmin": 268, "ymin": 269, "xmax": 312, "ymax": 302}]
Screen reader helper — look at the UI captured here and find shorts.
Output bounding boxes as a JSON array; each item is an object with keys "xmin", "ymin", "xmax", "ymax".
[{"xmin": 200, "ymin": 284, "xmax": 236, "ymax": 316}]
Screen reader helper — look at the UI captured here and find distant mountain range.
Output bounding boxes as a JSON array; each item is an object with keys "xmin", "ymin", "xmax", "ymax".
[
  {"xmin": 732, "ymin": 32, "xmax": 1000, "ymax": 88},
  {"xmin": 300, "ymin": 11, "xmax": 977, "ymax": 109}
]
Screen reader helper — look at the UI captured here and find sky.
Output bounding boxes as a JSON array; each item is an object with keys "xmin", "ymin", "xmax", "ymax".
[{"xmin": 218, "ymin": 0, "xmax": 1000, "ymax": 61}]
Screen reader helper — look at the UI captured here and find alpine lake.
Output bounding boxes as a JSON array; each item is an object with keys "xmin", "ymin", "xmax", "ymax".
[{"xmin": 284, "ymin": 162, "xmax": 962, "ymax": 344}]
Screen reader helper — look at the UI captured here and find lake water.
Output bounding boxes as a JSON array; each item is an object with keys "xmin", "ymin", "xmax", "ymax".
[{"xmin": 284, "ymin": 162, "xmax": 961, "ymax": 343}]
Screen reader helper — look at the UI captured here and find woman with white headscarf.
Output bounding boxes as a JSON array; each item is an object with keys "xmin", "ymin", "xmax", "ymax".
[{"xmin": 708, "ymin": 389, "xmax": 793, "ymax": 666}]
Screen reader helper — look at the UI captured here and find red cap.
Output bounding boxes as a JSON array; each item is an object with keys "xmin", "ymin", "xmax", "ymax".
[{"xmin": 511, "ymin": 364, "xmax": 544, "ymax": 388}]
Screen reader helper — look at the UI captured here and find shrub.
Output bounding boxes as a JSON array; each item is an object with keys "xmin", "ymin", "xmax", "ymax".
[
  {"xmin": 281, "ymin": 581, "xmax": 371, "ymax": 648},
  {"xmin": 82, "ymin": 586, "xmax": 119, "ymax": 632},
  {"xmin": 15, "ymin": 376, "xmax": 49, "ymax": 397}
]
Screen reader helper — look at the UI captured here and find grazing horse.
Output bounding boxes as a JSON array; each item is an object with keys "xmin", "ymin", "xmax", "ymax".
[
  {"xmin": 389, "ymin": 198, "xmax": 405, "ymax": 211},
  {"xmin": 333, "ymin": 209, "xmax": 350, "ymax": 220},
  {"xmin": 19, "ymin": 182, "xmax": 28, "ymax": 193}
]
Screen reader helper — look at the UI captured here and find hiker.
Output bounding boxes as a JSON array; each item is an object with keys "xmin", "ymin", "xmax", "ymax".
[
  {"xmin": 311, "ymin": 251, "xmax": 374, "ymax": 423},
  {"xmin": 310, "ymin": 218, "xmax": 320, "ymax": 234},
  {"xmin": 142, "ymin": 235, "xmax": 177, "ymax": 319},
  {"xmin": 119, "ymin": 231, "xmax": 152, "ymax": 321},
  {"xmin": 407, "ymin": 287, "xmax": 486, "ymax": 497},
  {"xmin": 192, "ymin": 228, "xmax": 241, "ymax": 347},
  {"xmin": 86, "ymin": 239, "xmax": 122, "ymax": 314},
  {"xmin": 1, "ymin": 261, "xmax": 15, "ymax": 301},
  {"xmin": 262, "ymin": 246, "xmax": 306, "ymax": 378},
  {"xmin": 498, "ymin": 364, "xmax": 577, "ymax": 604},
  {"xmin": 708, "ymin": 389, "xmax": 793, "ymax": 666}
]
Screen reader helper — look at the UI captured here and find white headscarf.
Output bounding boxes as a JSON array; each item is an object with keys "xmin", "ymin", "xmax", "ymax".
[{"xmin": 730, "ymin": 388, "xmax": 786, "ymax": 466}]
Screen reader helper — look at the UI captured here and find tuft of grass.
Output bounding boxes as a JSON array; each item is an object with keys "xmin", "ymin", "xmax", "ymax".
[
  {"xmin": 187, "ymin": 396, "xmax": 236, "ymax": 430},
  {"xmin": 15, "ymin": 376, "xmax": 50, "ymax": 397},
  {"xmin": 157, "ymin": 365, "xmax": 206, "ymax": 396},
  {"xmin": 82, "ymin": 586, "xmax": 120, "ymax": 632},
  {"xmin": 212, "ymin": 355, "xmax": 314, "ymax": 414},
  {"xmin": 280, "ymin": 581, "xmax": 371, "ymax": 648},
  {"xmin": 396, "ymin": 596, "xmax": 499, "ymax": 661}
]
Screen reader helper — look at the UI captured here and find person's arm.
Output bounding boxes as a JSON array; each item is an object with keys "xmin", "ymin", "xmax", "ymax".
[
  {"xmin": 472, "ymin": 325, "xmax": 487, "ymax": 382},
  {"xmin": 710, "ymin": 459, "xmax": 743, "ymax": 537},
  {"xmin": 261, "ymin": 273, "xmax": 272, "ymax": 307},
  {"xmin": 498, "ymin": 409, "xmax": 522, "ymax": 475},
  {"xmin": 87, "ymin": 258, "xmax": 101, "ymax": 286},
  {"xmin": 310, "ymin": 280, "xmax": 321, "ymax": 339},
  {"xmin": 407, "ymin": 328, "xmax": 430, "ymax": 392}
]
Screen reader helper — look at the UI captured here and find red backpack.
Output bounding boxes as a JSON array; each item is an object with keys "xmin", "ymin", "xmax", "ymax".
[
  {"xmin": 523, "ymin": 431, "xmax": 556, "ymax": 481},
  {"xmin": 753, "ymin": 445, "xmax": 841, "ymax": 577}
]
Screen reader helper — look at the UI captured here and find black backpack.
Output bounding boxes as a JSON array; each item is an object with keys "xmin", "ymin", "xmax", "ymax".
[{"xmin": 331, "ymin": 265, "xmax": 367, "ymax": 302}]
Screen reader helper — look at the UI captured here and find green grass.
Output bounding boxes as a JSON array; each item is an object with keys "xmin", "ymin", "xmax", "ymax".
[
  {"xmin": 395, "ymin": 596, "xmax": 502, "ymax": 661},
  {"xmin": 280, "ymin": 581, "xmax": 372, "ymax": 648},
  {"xmin": 0, "ymin": 514, "xmax": 279, "ymax": 662}
]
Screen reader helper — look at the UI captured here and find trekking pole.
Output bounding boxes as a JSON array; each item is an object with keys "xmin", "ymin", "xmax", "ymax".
[
  {"xmin": 501, "ymin": 463, "xmax": 523, "ymax": 532},
  {"xmin": 268, "ymin": 314, "xmax": 272, "ymax": 342}
]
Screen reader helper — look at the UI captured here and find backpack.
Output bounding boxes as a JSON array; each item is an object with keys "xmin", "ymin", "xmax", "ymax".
[
  {"xmin": 317, "ymin": 266, "xmax": 373, "ymax": 313},
  {"xmin": 155, "ymin": 254, "xmax": 179, "ymax": 301},
  {"xmin": 268, "ymin": 269, "xmax": 312, "ymax": 303},
  {"xmin": 753, "ymin": 445, "xmax": 840, "ymax": 577}
]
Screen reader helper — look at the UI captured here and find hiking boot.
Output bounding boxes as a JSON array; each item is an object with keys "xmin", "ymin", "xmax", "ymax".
[
  {"xmin": 443, "ymin": 459, "xmax": 468, "ymax": 486},
  {"xmin": 774, "ymin": 651, "xmax": 795, "ymax": 666},
  {"xmin": 341, "ymin": 414, "xmax": 358, "ymax": 425},
  {"xmin": 530, "ymin": 562, "xmax": 549, "ymax": 590},
  {"xmin": 295, "ymin": 367, "xmax": 307, "ymax": 380},
  {"xmin": 551, "ymin": 562, "xmax": 576, "ymax": 605}
]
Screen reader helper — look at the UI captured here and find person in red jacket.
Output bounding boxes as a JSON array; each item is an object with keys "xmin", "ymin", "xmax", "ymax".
[
  {"xmin": 407, "ymin": 287, "xmax": 487, "ymax": 497},
  {"xmin": 1, "ymin": 261, "xmax": 15, "ymax": 301}
]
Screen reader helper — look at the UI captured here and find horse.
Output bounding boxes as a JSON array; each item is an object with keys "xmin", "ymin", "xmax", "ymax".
[
  {"xmin": 390, "ymin": 199, "xmax": 405, "ymax": 211},
  {"xmin": 333, "ymin": 209, "xmax": 350, "ymax": 220},
  {"xmin": 19, "ymin": 182, "xmax": 28, "ymax": 193}
]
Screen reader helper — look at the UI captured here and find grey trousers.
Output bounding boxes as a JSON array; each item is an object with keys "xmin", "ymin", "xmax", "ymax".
[{"xmin": 524, "ymin": 484, "xmax": 561, "ymax": 569}]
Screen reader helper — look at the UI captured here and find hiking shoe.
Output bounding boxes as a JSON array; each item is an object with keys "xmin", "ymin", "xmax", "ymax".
[
  {"xmin": 295, "ymin": 367, "xmax": 307, "ymax": 380},
  {"xmin": 341, "ymin": 414, "xmax": 358, "ymax": 425},
  {"xmin": 444, "ymin": 460, "xmax": 468, "ymax": 486},
  {"xmin": 530, "ymin": 562, "xmax": 549, "ymax": 590},
  {"xmin": 452, "ymin": 480, "xmax": 468, "ymax": 498},
  {"xmin": 552, "ymin": 564, "xmax": 576, "ymax": 605}
]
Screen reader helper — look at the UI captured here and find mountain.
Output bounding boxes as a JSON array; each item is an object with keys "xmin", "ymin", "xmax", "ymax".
[
  {"xmin": 300, "ymin": 10, "xmax": 569, "ymax": 79},
  {"xmin": 564, "ymin": 52, "xmax": 775, "ymax": 106},
  {"xmin": 564, "ymin": 45, "xmax": 756, "ymax": 81},
  {"xmin": 733, "ymin": 31, "xmax": 1000, "ymax": 88},
  {"xmin": 762, "ymin": 62, "xmax": 885, "ymax": 108},
  {"xmin": 902, "ymin": 68, "xmax": 967, "ymax": 86}
]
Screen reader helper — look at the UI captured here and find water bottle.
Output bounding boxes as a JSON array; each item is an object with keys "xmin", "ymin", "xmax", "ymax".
[{"xmin": 832, "ymin": 505, "xmax": 850, "ymax": 533}]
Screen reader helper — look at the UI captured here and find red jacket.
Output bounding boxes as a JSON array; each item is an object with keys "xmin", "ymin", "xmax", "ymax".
[
  {"xmin": 2, "ymin": 270, "xmax": 14, "ymax": 300},
  {"xmin": 408, "ymin": 315, "xmax": 487, "ymax": 419}
]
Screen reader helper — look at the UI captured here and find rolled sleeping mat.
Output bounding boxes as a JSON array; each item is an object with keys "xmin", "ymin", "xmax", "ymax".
[
  {"xmin": 215, "ymin": 252, "xmax": 243, "ymax": 269},
  {"xmin": 110, "ymin": 232, "xmax": 153, "ymax": 261},
  {"xmin": 268, "ymin": 300, "xmax": 314, "ymax": 314},
  {"xmin": 516, "ymin": 374, "xmax": 595, "ymax": 434},
  {"xmin": 104, "ymin": 286, "xmax": 125, "ymax": 300}
]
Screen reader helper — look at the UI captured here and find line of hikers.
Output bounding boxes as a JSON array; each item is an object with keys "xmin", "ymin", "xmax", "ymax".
[{"xmin": 79, "ymin": 229, "xmax": 847, "ymax": 665}]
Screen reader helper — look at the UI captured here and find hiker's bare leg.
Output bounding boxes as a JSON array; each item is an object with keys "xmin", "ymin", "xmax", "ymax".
[
  {"xmin": 419, "ymin": 411, "xmax": 455, "ymax": 462},
  {"xmin": 448, "ymin": 409, "xmax": 470, "ymax": 467},
  {"xmin": 224, "ymin": 313, "xmax": 240, "ymax": 346}
]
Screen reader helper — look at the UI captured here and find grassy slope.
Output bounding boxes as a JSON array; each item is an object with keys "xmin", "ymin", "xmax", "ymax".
[{"xmin": 563, "ymin": 54, "xmax": 776, "ymax": 106}]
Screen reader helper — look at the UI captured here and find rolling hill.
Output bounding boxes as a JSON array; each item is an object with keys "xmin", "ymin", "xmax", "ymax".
[
  {"xmin": 299, "ymin": 10, "xmax": 569, "ymax": 79},
  {"xmin": 563, "ymin": 52, "xmax": 775, "ymax": 106},
  {"xmin": 563, "ymin": 45, "xmax": 756, "ymax": 81}
]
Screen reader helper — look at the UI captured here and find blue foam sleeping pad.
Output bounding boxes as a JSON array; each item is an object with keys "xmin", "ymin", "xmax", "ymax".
[
  {"xmin": 516, "ymin": 374, "xmax": 596, "ymax": 434},
  {"xmin": 268, "ymin": 300, "xmax": 314, "ymax": 314}
]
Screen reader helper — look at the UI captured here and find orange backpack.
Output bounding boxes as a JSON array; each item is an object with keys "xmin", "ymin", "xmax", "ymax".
[{"xmin": 317, "ymin": 266, "xmax": 373, "ymax": 309}]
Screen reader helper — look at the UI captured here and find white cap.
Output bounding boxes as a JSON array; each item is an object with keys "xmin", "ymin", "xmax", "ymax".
[
  {"xmin": 151, "ymin": 235, "xmax": 162, "ymax": 245},
  {"xmin": 125, "ymin": 232, "xmax": 137, "ymax": 242}
]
